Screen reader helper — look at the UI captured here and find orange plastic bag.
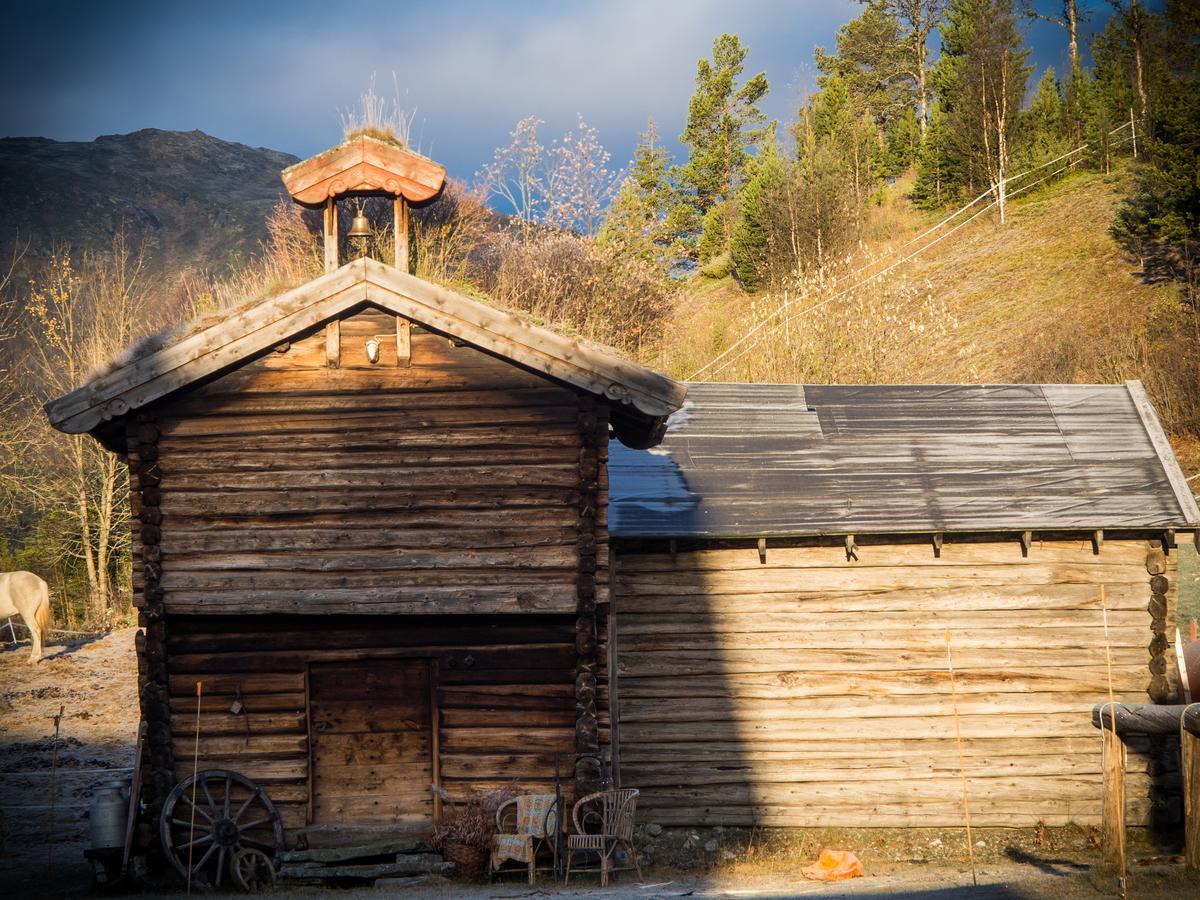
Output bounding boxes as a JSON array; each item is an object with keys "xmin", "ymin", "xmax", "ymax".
[{"xmin": 800, "ymin": 847, "xmax": 865, "ymax": 881}]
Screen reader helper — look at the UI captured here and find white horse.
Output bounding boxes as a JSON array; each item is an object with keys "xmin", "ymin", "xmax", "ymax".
[{"xmin": 0, "ymin": 571, "xmax": 52, "ymax": 662}]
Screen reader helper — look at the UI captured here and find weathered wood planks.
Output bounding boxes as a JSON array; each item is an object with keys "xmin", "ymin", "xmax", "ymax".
[
  {"xmin": 166, "ymin": 615, "xmax": 578, "ymax": 838},
  {"xmin": 614, "ymin": 540, "xmax": 1171, "ymax": 828},
  {"xmin": 153, "ymin": 318, "xmax": 588, "ymax": 617}
]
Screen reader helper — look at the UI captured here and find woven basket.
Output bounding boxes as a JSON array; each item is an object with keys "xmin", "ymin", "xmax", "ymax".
[{"xmin": 443, "ymin": 841, "xmax": 488, "ymax": 880}]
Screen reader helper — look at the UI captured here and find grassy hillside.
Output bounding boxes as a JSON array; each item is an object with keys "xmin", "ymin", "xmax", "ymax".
[{"xmin": 662, "ymin": 166, "xmax": 1200, "ymax": 481}]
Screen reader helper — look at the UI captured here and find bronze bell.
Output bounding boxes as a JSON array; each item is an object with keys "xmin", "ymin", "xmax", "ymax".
[{"xmin": 347, "ymin": 206, "xmax": 372, "ymax": 239}]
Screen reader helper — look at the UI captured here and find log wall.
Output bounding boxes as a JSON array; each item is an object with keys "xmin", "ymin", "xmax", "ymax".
[
  {"xmin": 132, "ymin": 307, "xmax": 616, "ymax": 834},
  {"xmin": 148, "ymin": 309, "xmax": 587, "ymax": 617},
  {"xmin": 613, "ymin": 539, "xmax": 1178, "ymax": 828},
  {"xmin": 164, "ymin": 614, "xmax": 577, "ymax": 835}
]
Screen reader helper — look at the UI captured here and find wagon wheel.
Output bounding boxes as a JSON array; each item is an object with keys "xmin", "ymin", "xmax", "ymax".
[
  {"xmin": 231, "ymin": 847, "xmax": 276, "ymax": 892},
  {"xmin": 159, "ymin": 769, "xmax": 284, "ymax": 889}
]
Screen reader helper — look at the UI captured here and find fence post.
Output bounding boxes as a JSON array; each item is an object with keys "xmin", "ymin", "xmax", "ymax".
[
  {"xmin": 1100, "ymin": 723, "xmax": 1127, "ymax": 876},
  {"xmin": 1184, "ymin": 704, "xmax": 1200, "ymax": 872}
]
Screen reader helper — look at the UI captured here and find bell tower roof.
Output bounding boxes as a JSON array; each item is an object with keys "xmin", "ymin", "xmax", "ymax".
[{"xmin": 281, "ymin": 133, "xmax": 446, "ymax": 207}]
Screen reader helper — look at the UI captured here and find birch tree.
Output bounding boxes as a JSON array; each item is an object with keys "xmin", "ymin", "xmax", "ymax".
[
  {"xmin": 477, "ymin": 116, "xmax": 545, "ymax": 228},
  {"xmin": 22, "ymin": 235, "xmax": 148, "ymax": 623},
  {"xmin": 544, "ymin": 115, "xmax": 622, "ymax": 237}
]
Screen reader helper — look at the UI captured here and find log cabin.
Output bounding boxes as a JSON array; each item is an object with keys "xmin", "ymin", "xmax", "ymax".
[{"xmin": 45, "ymin": 136, "xmax": 1200, "ymax": 849}]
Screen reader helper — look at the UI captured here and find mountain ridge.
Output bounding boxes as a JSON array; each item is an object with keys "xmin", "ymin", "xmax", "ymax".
[{"xmin": 0, "ymin": 128, "xmax": 299, "ymax": 276}]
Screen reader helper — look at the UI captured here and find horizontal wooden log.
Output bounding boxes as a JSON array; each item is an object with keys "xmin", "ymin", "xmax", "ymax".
[
  {"xmin": 159, "ymin": 404, "xmax": 578, "ymax": 439},
  {"xmin": 166, "ymin": 622, "xmax": 572, "ymax": 653},
  {"xmin": 638, "ymin": 773, "xmax": 1157, "ymax": 806},
  {"xmin": 620, "ymin": 692, "xmax": 1140, "ymax": 723},
  {"xmin": 162, "ymin": 546, "xmax": 576, "ymax": 573},
  {"xmin": 616, "ymin": 582, "xmax": 1150, "ymax": 614},
  {"xmin": 621, "ymin": 541, "xmax": 1152, "ymax": 572},
  {"xmin": 165, "ymin": 586, "xmax": 578, "ymax": 615},
  {"xmin": 167, "ymin": 673, "xmax": 304, "ymax": 695},
  {"xmin": 158, "ymin": 463, "xmax": 581, "ymax": 492},
  {"xmin": 1091, "ymin": 703, "xmax": 1190, "ymax": 735},
  {"xmin": 617, "ymin": 564, "xmax": 1151, "ymax": 595},
  {"xmin": 168, "ymin": 644, "xmax": 574, "ymax": 674},
  {"xmin": 619, "ymin": 713, "xmax": 1133, "ymax": 742},
  {"xmin": 162, "ymin": 525, "xmax": 579, "ymax": 555},
  {"xmin": 168, "ymin": 386, "xmax": 577, "ymax": 418},
  {"xmin": 618, "ymin": 626, "xmax": 1148, "ymax": 653},
  {"xmin": 621, "ymin": 738, "xmax": 1158, "ymax": 771},
  {"xmin": 160, "ymin": 488, "xmax": 581, "ymax": 517},
  {"xmin": 617, "ymin": 647, "xmax": 1149, "ymax": 676},
  {"xmin": 618, "ymin": 667, "xmax": 1149, "ymax": 700},
  {"xmin": 618, "ymin": 608, "xmax": 1149, "ymax": 634},
  {"xmin": 623, "ymin": 757, "xmax": 1147, "ymax": 786},
  {"xmin": 168, "ymin": 712, "xmax": 305, "ymax": 735},
  {"xmin": 635, "ymin": 800, "xmax": 1152, "ymax": 829}
]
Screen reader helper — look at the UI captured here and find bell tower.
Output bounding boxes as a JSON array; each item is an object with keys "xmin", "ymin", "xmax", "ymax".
[{"xmin": 280, "ymin": 134, "xmax": 446, "ymax": 274}]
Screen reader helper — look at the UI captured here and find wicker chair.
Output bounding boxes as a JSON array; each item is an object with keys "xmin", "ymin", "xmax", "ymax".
[
  {"xmin": 564, "ymin": 788, "xmax": 642, "ymax": 887},
  {"xmin": 490, "ymin": 793, "xmax": 560, "ymax": 884}
]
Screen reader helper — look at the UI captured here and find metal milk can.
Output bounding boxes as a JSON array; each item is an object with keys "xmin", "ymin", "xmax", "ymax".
[{"xmin": 89, "ymin": 778, "xmax": 131, "ymax": 851}]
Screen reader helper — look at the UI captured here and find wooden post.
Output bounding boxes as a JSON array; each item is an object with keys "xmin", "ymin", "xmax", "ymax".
[
  {"xmin": 395, "ymin": 318, "xmax": 411, "ymax": 367},
  {"xmin": 324, "ymin": 198, "xmax": 341, "ymax": 362},
  {"xmin": 323, "ymin": 198, "xmax": 339, "ymax": 273},
  {"xmin": 1184, "ymin": 704, "xmax": 1200, "ymax": 872},
  {"xmin": 574, "ymin": 395, "xmax": 603, "ymax": 797},
  {"xmin": 394, "ymin": 197, "xmax": 409, "ymax": 273},
  {"xmin": 128, "ymin": 416, "xmax": 174, "ymax": 847},
  {"xmin": 1100, "ymin": 723, "xmax": 1127, "ymax": 876},
  {"xmin": 430, "ymin": 660, "xmax": 441, "ymax": 822},
  {"xmin": 325, "ymin": 320, "xmax": 341, "ymax": 368}
]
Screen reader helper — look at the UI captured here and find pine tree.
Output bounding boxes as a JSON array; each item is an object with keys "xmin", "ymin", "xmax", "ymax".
[
  {"xmin": 882, "ymin": 106, "xmax": 922, "ymax": 177},
  {"xmin": 1018, "ymin": 67, "xmax": 1070, "ymax": 167},
  {"xmin": 675, "ymin": 34, "xmax": 770, "ymax": 258},
  {"xmin": 597, "ymin": 119, "xmax": 676, "ymax": 264},
  {"xmin": 913, "ymin": 102, "xmax": 955, "ymax": 206},
  {"xmin": 816, "ymin": 1, "xmax": 912, "ymax": 129},
  {"xmin": 931, "ymin": 0, "xmax": 1031, "ymax": 218},
  {"xmin": 697, "ymin": 204, "xmax": 729, "ymax": 268},
  {"xmin": 1110, "ymin": 0, "xmax": 1199, "ymax": 298},
  {"xmin": 731, "ymin": 131, "xmax": 791, "ymax": 290}
]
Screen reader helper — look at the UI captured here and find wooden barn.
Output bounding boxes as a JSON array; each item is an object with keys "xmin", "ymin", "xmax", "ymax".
[
  {"xmin": 44, "ymin": 136, "xmax": 685, "ymax": 845},
  {"xmin": 607, "ymin": 382, "xmax": 1200, "ymax": 828},
  {"xmin": 45, "ymin": 136, "xmax": 1200, "ymax": 852}
]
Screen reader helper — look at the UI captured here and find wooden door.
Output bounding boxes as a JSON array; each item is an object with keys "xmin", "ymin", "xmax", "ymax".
[{"xmin": 308, "ymin": 659, "xmax": 434, "ymax": 828}]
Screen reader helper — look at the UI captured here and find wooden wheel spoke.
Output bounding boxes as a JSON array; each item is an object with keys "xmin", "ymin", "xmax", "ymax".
[
  {"xmin": 193, "ymin": 840, "xmax": 218, "ymax": 876},
  {"xmin": 223, "ymin": 774, "xmax": 232, "ymax": 818},
  {"xmin": 171, "ymin": 818, "xmax": 209, "ymax": 831},
  {"xmin": 238, "ymin": 837, "xmax": 277, "ymax": 853},
  {"xmin": 178, "ymin": 832, "xmax": 213, "ymax": 851},
  {"xmin": 237, "ymin": 815, "xmax": 273, "ymax": 831},
  {"xmin": 201, "ymin": 776, "xmax": 218, "ymax": 817},
  {"xmin": 215, "ymin": 847, "xmax": 227, "ymax": 888},
  {"xmin": 180, "ymin": 793, "xmax": 213, "ymax": 822},
  {"xmin": 231, "ymin": 788, "xmax": 260, "ymax": 824}
]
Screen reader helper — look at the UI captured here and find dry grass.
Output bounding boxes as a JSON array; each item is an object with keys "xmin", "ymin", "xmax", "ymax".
[
  {"xmin": 669, "ymin": 165, "xmax": 1200, "ymax": 483},
  {"xmin": 473, "ymin": 228, "xmax": 676, "ymax": 360},
  {"xmin": 339, "ymin": 77, "xmax": 415, "ymax": 148}
]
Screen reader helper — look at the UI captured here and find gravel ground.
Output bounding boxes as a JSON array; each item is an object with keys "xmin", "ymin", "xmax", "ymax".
[{"xmin": 0, "ymin": 628, "xmax": 139, "ymax": 894}]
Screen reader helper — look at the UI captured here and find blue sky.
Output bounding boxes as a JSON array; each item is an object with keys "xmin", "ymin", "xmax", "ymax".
[{"xmin": 1, "ymin": 1, "xmax": 1123, "ymax": 185}]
